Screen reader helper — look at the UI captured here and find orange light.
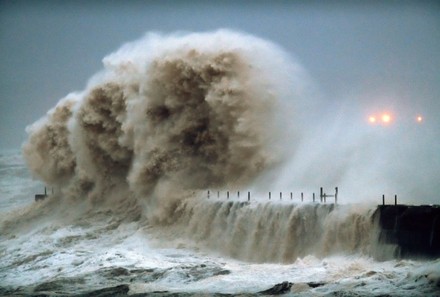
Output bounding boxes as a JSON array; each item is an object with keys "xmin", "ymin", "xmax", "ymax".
[
  {"xmin": 368, "ymin": 116, "xmax": 377, "ymax": 124},
  {"xmin": 381, "ymin": 113, "xmax": 391, "ymax": 124},
  {"xmin": 416, "ymin": 115, "xmax": 423, "ymax": 123}
]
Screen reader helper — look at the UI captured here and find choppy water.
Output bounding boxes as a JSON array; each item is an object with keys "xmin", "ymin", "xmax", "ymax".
[{"xmin": 0, "ymin": 151, "xmax": 439, "ymax": 296}]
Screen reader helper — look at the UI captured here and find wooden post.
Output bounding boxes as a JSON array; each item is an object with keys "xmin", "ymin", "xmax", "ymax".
[
  {"xmin": 280, "ymin": 192, "xmax": 282, "ymax": 200},
  {"xmin": 320, "ymin": 187, "xmax": 323, "ymax": 203},
  {"xmin": 44, "ymin": 187, "xmax": 47, "ymax": 196},
  {"xmin": 217, "ymin": 191, "xmax": 220, "ymax": 199},
  {"xmin": 290, "ymin": 192, "xmax": 293, "ymax": 200},
  {"xmin": 335, "ymin": 187, "xmax": 338, "ymax": 204},
  {"xmin": 237, "ymin": 191, "xmax": 240, "ymax": 198},
  {"xmin": 394, "ymin": 194, "xmax": 397, "ymax": 205},
  {"xmin": 227, "ymin": 191, "xmax": 230, "ymax": 199},
  {"xmin": 313, "ymin": 193, "xmax": 315, "ymax": 202},
  {"xmin": 382, "ymin": 194, "xmax": 385, "ymax": 205},
  {"xmin": 208, "ymin": 190, "xmax": 210, "ymax": 199},
  {"xmin": 248, "ymin": 191, "xmax": 250, "ymax": 201},
  {"xmin": 301, "ymin": 192, "xmax": 304, "ymax": 202},
  {"xmin": 269, "ymin": 192, "xmax": 271, "ymax": 200}
]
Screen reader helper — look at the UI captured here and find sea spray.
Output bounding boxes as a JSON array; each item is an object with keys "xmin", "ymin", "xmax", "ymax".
[
  {"xmin": 3, "ymin": 30, "xmax": 439, "ymax": 296},
  {"xmin": 23, "ymin": 96, "xmax": 78, "ymax": 186},
  {"xmin": 20, "ymin": 30, "xmax": 386, "ymax": 263},
  {"xmin": 22, "ymin": 30, "xmax": 302, "ymax": 221}
]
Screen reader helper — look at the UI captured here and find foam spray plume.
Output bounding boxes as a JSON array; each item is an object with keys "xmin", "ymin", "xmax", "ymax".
[
  {"xmin": 20, "ymin": 31, "xmax": 389, "ymax": 265},
  {"xmin": 23, "ymin": 30, "xmax": 300, "ymax": 222},
  {"xmin": 5, "ymin": 30, "xmax": 439, "ymax": 296}
]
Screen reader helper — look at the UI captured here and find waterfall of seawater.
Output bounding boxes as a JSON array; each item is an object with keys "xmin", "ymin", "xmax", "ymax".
[{"xmin": 151, "ymin": 199, "xmax": 390, "ymax": 263}]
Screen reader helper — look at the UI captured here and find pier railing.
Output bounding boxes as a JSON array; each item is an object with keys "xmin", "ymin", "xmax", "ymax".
[
  {"xmin": 381, "ymin": 194, "xmax": 399, "ymax": 205},
  {"xmin": 207, "ymin": 187, "xmax": 339, "ymax": 204}
]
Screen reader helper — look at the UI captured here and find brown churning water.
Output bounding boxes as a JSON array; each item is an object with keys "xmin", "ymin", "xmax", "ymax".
[{"xmin": 22, "ymin": 30, "xmax": 302, "ymax": 221}]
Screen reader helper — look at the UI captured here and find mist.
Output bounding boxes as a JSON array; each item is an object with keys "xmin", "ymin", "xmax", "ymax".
[
  {"xmin": 2, "ymin": 2, "xmax": 439, "ymax": 205},
  {"xmin": 21, "ymin": 29, "xmax": 440, "ymax": 213}
]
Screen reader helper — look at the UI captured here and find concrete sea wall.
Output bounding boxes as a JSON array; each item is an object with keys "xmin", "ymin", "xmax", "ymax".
[{"xmin": 374, "ymin": 205, "xmax": 440, "ymax": 259}]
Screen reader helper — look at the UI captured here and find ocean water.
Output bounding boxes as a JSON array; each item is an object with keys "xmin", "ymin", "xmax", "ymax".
[
  {"xmin": 3, "ymin": 30, "xmax": 439, "ymax": 296},
  {"xmin": 0, "ymin": 151, "xmax": 439, "ymax": 297}
]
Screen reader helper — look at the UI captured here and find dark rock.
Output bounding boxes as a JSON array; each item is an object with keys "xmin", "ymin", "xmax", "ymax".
[
  {"xmin": 259, "ymin": 281, "xmax": 293, "ymax": 295},
  {"xmin": 307, "ymin": 282, "xmax": 325, "ymax": 288},
  {"xmin": 77, "ymin": 284, "xmax": 129, "ymax": 297}
]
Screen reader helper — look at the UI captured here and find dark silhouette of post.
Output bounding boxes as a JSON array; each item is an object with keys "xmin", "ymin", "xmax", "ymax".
[
  {"xmin": 35, "ymin": 187, "xmax": 48, "ymax": 201},
  {"xmin": 237, "ymin": 191, "xmax": 240, "ymax": 198},
  {"xmin": 395, "ymin": 194, "xmax": 397, "ymax": 205},
  {"xmin": 248, "ymin": 191, "xmax": 250, "ymax": 201},
  {"xmin": 280, "ymin": 192, "xmax": 282, "ymax": 200},
  {"xmin": 382, "ymin": 194, "xmax": 385, "ymax": 205},
  {"xmin": 290, "ymin": 192, "xmax": 293, "ymax": 200},
  {"xmin": 227, "ymin": 191, "xmax": 230, "ymax": 199},
  {"xmin": 301, "ymin": 192, "xmax": 303, "ymax": 202},
  {"xmin": 208, "ymin": 190, "xmax": 210, "ymax": 199},
  {"xmin": 217, "ymin": 191, "xmax": 220, "ymax": 198},
  {"xmin": 335, "ymin": 187, "xmax": 338, "ymax": 204},
  {"xmin": 313, "ymin": 193, "xmax": 315, "ymax": 202},
  {"xmin": 320, "ymin": 187, "xmax": 323, "ymax": 203},
  {"xmin": 269, "ymin": 192, "xmax": 271, "ymax": 200}
]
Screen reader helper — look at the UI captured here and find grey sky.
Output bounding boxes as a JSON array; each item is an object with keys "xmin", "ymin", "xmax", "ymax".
[{"xmin": 1, "ymin": 0, "xmax": 439, "ymax": 150}]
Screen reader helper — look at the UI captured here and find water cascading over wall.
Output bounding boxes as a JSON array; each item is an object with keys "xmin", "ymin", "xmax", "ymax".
[{"xmin": 156, "ymin": 199, "xmax": 381, "ymax": 263}]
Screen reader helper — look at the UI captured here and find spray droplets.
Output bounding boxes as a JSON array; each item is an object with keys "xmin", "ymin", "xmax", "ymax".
[{"xmin": 23, "ymin": 30, "xmax": 300, "ymax": 216}]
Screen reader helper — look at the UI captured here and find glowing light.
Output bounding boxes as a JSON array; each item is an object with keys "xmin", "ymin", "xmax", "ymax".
[
  {"xmin": 368, "ymin": 112, "xmax": 394, "ymax": 126},
  {"xmin": 381, "ymin": 113, "xmax": 391, "ymax": 124},
  {"xmin": 416, "ymin": 115, "xmax": 423, "ymax": 123},
  {"xmin": 368, "ymin": 116, "xmax": 377, "ymax": 124}
]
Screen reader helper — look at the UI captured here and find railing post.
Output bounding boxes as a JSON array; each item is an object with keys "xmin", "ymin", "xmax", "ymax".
[
  {"xmin": 280, "ymin": 192, "xmax": 282, "ymax": 200},
  {"xmin": 269, "ymin": 192, "xmax": 271, "ymax": 200},
  {"xmin": 313, "ymin": 193, "xmax": 315, "ymax": 202},
  {"xmin": 320, "ymin": 187, "xmax": 323, "ymax": 203},
  {"xmin": 208, "ymin": 190, "xmax": 210, "ymax": 199},
  {"xmin": 382, "ymin": 194, "xmax": 385, "ymax": 205},
  {"xmin": 394, "ymin": 194, "xmax": 397, "ymax": 205},
  {"xmin": 237, "ymin": 191, "xmax": 240, "ymax": 198},
  {"xmin": 248, "ymin": 191, "xmax": 250, "ymax": 201},
  {"xmin": 335, "ymin": 187, "xmax": 338, "ymax": 204},
  {"xmin": 290, "ymin": 192, "xmax": 293, "ymax": 200},
  {"xmin": 301, "ymin": 192, "xmax": 304, "ymax": 202},
  {"xmin": 227, "ymin": 191, "xmax": 229, "ymax": 199}
]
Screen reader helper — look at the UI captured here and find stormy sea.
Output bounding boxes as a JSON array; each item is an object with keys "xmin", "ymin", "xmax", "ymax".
[{"xmin": 1, "ymin": 30, "xmax": 439, "ymax": 296}]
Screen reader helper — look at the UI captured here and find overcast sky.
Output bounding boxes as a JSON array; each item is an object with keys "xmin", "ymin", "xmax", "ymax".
[{"xmin": 1, "ymin": 0, "xmax": 439, "ymax": 150}]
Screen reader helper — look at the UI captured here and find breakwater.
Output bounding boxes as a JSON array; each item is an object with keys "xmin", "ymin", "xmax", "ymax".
[
  {"xmin": 172, "ymin": 196, "xmax": 440, "ymax": 261},
  {"xmin": 374, "ymin": 204, "xmax": 440, "ymax": 259}
]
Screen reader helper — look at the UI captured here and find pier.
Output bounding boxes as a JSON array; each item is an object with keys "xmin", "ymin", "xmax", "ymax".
[
  {"xmin": 35, "ymin": 187, "xmax": 48, "ymax": 201},
  {"xmin": 206, "ymin": 187, "xmax": 339, "ymax": 204},
  {"xmin": 34, "ymin": 187, "xmax": 54, "ymax": 201},
  {"xmin": 374, "ymin": 204, "xmax": 440, "ymax": 259}
]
